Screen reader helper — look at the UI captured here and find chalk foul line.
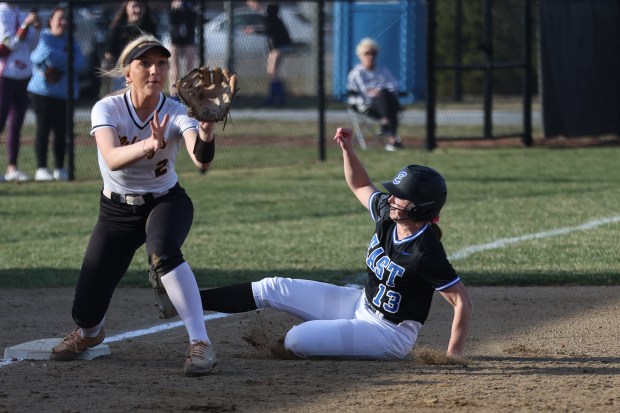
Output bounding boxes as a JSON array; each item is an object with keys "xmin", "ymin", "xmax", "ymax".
[{"xmin": 449, "ymin": 216, "xmax": 620, "ymax": 261}]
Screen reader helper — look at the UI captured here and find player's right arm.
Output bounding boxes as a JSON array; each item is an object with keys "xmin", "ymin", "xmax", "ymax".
[
  {"xmin": 95, "ymin": 112, "xmax": 168, "ymax": 171},
  {"xmin": 333, "ymin": 127, "xmax": 378, "ymax": 210}
]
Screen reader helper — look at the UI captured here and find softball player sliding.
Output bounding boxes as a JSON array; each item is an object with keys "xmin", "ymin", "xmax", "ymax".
[
  {"xmin": 198, "ymin": 127, "xmax": 473, "ymax": 360},
  {"xmin": 50, "ymin": 35, "xmax": 218, "ymax": 376}
]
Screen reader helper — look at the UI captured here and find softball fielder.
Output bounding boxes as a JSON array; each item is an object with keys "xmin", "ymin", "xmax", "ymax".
[
  {"xmin": 198, "ymin": 127, "xmax": 473, "ymax": 360},
  {"xmin": 50, "ymin": 35, "xmax": 218, "ymax": 376}
]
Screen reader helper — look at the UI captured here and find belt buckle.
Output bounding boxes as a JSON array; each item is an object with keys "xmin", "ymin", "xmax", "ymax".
[
  {"xmin": 124, "ymin": 194, "xmax": 145, "ymax": 206},
  {"xmin": 365, "ymin": 297, "xmax": 385, "ymax": 320}
]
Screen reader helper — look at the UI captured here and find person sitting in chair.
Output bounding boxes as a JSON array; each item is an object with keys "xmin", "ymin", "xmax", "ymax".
[{"xmin": 347, "ymin": 37, "xmax": 402, "ymax": 151}]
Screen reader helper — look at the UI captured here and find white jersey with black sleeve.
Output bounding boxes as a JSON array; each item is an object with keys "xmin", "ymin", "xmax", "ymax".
[{"xmin": 90, "ymin": 91, "xmax": 199, "ymax": 194}]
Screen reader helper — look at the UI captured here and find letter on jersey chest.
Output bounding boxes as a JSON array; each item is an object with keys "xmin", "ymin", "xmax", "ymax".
[{"xmin": 366, "ymin": 234, "xmax": 405, "ymax": 287}]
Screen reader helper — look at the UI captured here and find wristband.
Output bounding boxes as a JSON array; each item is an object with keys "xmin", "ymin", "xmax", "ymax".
[{"xmin": 193, "ymin": 136, "xmax": 215, "ymax": 163}]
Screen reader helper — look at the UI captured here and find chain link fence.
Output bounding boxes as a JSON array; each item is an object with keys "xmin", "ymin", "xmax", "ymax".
[
  {"xmin": 8, "ymin": 1, "xmax": 333, "ymax": 181},
  {"xmin": 4, "ymin": 0, "xmax": 538, "ymax": 181}
]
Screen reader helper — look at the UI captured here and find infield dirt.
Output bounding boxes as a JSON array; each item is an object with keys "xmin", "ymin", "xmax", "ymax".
[{"xmin": 1, "ymin": 286, "xmax": 618, "ymax": 412}]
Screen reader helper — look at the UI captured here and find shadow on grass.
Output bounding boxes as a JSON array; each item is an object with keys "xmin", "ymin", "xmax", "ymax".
[
  {"xmin": 0, "ymin": 268, "xmax": 362, "ymax": 289},
  {"xmin": 459, "ymin": 269, "xmax": 620, "ymax": 286},
  {"xmin": 1, "ymin": 268, "xmax": 618, "ymax": 289}
]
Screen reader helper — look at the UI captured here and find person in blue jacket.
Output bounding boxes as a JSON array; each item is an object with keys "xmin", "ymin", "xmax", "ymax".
[{"xmin": 27, "ymin": 6, "xmax": 84, "ymax": 181}]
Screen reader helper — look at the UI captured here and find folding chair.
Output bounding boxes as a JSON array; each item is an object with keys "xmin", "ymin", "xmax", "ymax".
[
  {"xmin": 346, "ymin": 90, "xmax": 404, "ymax": 150},
  {"xmin": 346, "ymin": 105, "xmax": 387, "ymax": 150}
]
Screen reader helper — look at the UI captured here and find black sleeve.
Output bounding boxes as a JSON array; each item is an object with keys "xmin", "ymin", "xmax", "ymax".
[
  {"xmin": 369, "ymin": 192, "xmax": 391, "ymax": 223},
  {"xmin": 416, "ymin": 241, "xmax": 460, "ymax": 290}
]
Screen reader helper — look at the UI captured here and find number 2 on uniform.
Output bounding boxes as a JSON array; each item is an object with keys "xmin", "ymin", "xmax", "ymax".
[
  {"xmin": 155, "ymin": 159, "xmax": 168, "ymax": 177},
  {"xmin": 372, "ymin": 284, "xmax": 402, "ymax": 314}
]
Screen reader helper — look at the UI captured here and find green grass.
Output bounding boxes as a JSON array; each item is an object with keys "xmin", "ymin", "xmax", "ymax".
[
  {"xmin": 5, "ymin": 109, "xmax": 544, "ymax": 181},
  {"xmin": 1, "ymin": 144, "xmax": 619, "ymax": 288}
]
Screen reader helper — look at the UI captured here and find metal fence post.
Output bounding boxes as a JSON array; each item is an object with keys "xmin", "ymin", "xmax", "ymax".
[
  {"xmin": 198, "ymin": 0, "xmax": 205, "ymax": 68},
  {"xmin": 482, "ymin": 0, "xmax": 493, "ymax": 140},
  {"xmin": 522, "ymin": 0, "xmax": 533, "ymax": 146},
  {"xmin": 318, "ymin": 0, "xmax": 326, "ymax": 161},
  {"xmin": 67, "ymin": 0, "xmax": 75, "ymax": 180},
  {"xmin": 426, "ymin": 0, "xmax": 437, "ymax": 151}
]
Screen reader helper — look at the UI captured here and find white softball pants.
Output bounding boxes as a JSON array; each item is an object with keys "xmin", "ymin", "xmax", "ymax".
[{"xmin": 251, "ymin": 277, "xmax": 422, "ymax": 359}]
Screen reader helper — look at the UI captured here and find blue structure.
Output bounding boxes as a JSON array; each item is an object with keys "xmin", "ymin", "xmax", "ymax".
[{"xmin": 332, "ymin": 0, "xmax": 427, "ymax": 104}]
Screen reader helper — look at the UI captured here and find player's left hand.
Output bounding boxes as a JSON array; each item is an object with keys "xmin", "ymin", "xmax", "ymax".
[{"xmin": 173, "ymin": 66, "xmax": 238, "ymax": 127}]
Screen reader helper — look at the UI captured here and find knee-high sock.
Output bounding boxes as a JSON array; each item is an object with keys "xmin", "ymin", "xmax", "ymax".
[{"xmin": 160, "ymin": 262, "xmax": 209, "ymax": 343}]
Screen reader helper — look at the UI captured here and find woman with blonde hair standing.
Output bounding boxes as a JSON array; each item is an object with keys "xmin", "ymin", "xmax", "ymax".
[{"xmin": 50, "ymin": 34, "xmax": 219, "ymax": 377}]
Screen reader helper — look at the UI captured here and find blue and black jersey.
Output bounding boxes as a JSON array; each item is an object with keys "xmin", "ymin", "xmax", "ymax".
[{"xmin": 364, "ymin": 192, "xmax": 460, "ymax": 324}]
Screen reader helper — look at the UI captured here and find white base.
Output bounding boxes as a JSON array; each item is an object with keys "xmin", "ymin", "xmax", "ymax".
[{"xmin": 3, "ymin": 338, "xmax": 111, "ymax": 361}]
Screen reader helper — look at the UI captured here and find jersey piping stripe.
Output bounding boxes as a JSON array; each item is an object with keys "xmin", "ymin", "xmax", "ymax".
[
  {"xmin": 391, "ymin": 222, "xmax": 429, "ymax": 245},
  {"xmin": 90, "ymin": 123, "xmax": 116, "ymax": 134},
  {"xmin": 368, "ymin": 191, "xmax": 381, "ymax": 221},
  {"xmin": 181, "ymin": 125, "xmax": 199, "ymax": 135},
  {"xmin": 123, "ymin": 92, "xmax": 168, "ymax": 130},
  {"xmin": 435, "ymin": 276, "xmax": 461, "ymax": 291}
]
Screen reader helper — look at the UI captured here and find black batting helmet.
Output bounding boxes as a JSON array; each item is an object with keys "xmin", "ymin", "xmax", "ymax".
[{"xmin": 381, "ymin": 165, "xmax": 447, "ymax": 221}]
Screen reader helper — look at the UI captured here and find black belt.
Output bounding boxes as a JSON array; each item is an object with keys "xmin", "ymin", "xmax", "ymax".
[
  {"xmin": 102, "ymin": 187, "xmax": 170, "ymax": 206},
  {"xmin": 365, "ymin": 296, "xmax": 403, "ymax": 325}
]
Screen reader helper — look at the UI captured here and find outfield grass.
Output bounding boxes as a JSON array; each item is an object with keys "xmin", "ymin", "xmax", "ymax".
[{"xmin": 1, "ymin": 144, "xmax": 619, "ymax": 288}]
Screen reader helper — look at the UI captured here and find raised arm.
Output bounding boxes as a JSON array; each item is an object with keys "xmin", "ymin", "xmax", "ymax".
[
  {"xmin": 333, "ymin": 127, "xmax": 378, "ymax": 209},
  {"xmin": 439, "ymin": 281, "xmax": 473, "ymax": 357}
]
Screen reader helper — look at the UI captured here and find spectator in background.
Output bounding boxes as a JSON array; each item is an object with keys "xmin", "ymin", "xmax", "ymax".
[
  {"xmin": 0, "ymin": 3, "xmax": 40, "ymax": 181},
  {"xmin": 347, "ymin": 37, "xmax": 403, "ymax": 151},
  {"xmin": 168, "ymin": 0, "xmax": 197, "ymax": 93},
  {"xmin": 27, "ymin": 6, "xmax": 85, "ymax": 181},
  {"xmin": 245, "ymin": 0, "xmax": 293, "ymax": 106},
  {"xmin": 101, "ymin": 1, "xmax": 157, "ymax": 94}
]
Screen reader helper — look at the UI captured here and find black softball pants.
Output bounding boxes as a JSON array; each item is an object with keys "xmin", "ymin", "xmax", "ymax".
[
  {"xmin": 71, "ymin": 183, "xmax": 194, "ymax": 328},
  {"xmin": 30, "ymin": 93, "xmax": 67, "ymax": 170}
]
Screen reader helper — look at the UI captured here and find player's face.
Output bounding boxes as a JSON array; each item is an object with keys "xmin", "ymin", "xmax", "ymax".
[
  {"xmin": 388, "ymin": 195, "xmax": 411, "ymax": 220},
  {"xmin": 127, "ymin": 50, "xmax": 169, "ymax": 95}
]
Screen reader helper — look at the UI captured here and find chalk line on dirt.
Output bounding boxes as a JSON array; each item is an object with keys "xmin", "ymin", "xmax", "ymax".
[
  {"xmin": 2, "ymin": 216, "xmax": 619, "ymax": 368},
  {"xmin": 104, "ymin": 313, "xmax": 230, "ymax": 343}
]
